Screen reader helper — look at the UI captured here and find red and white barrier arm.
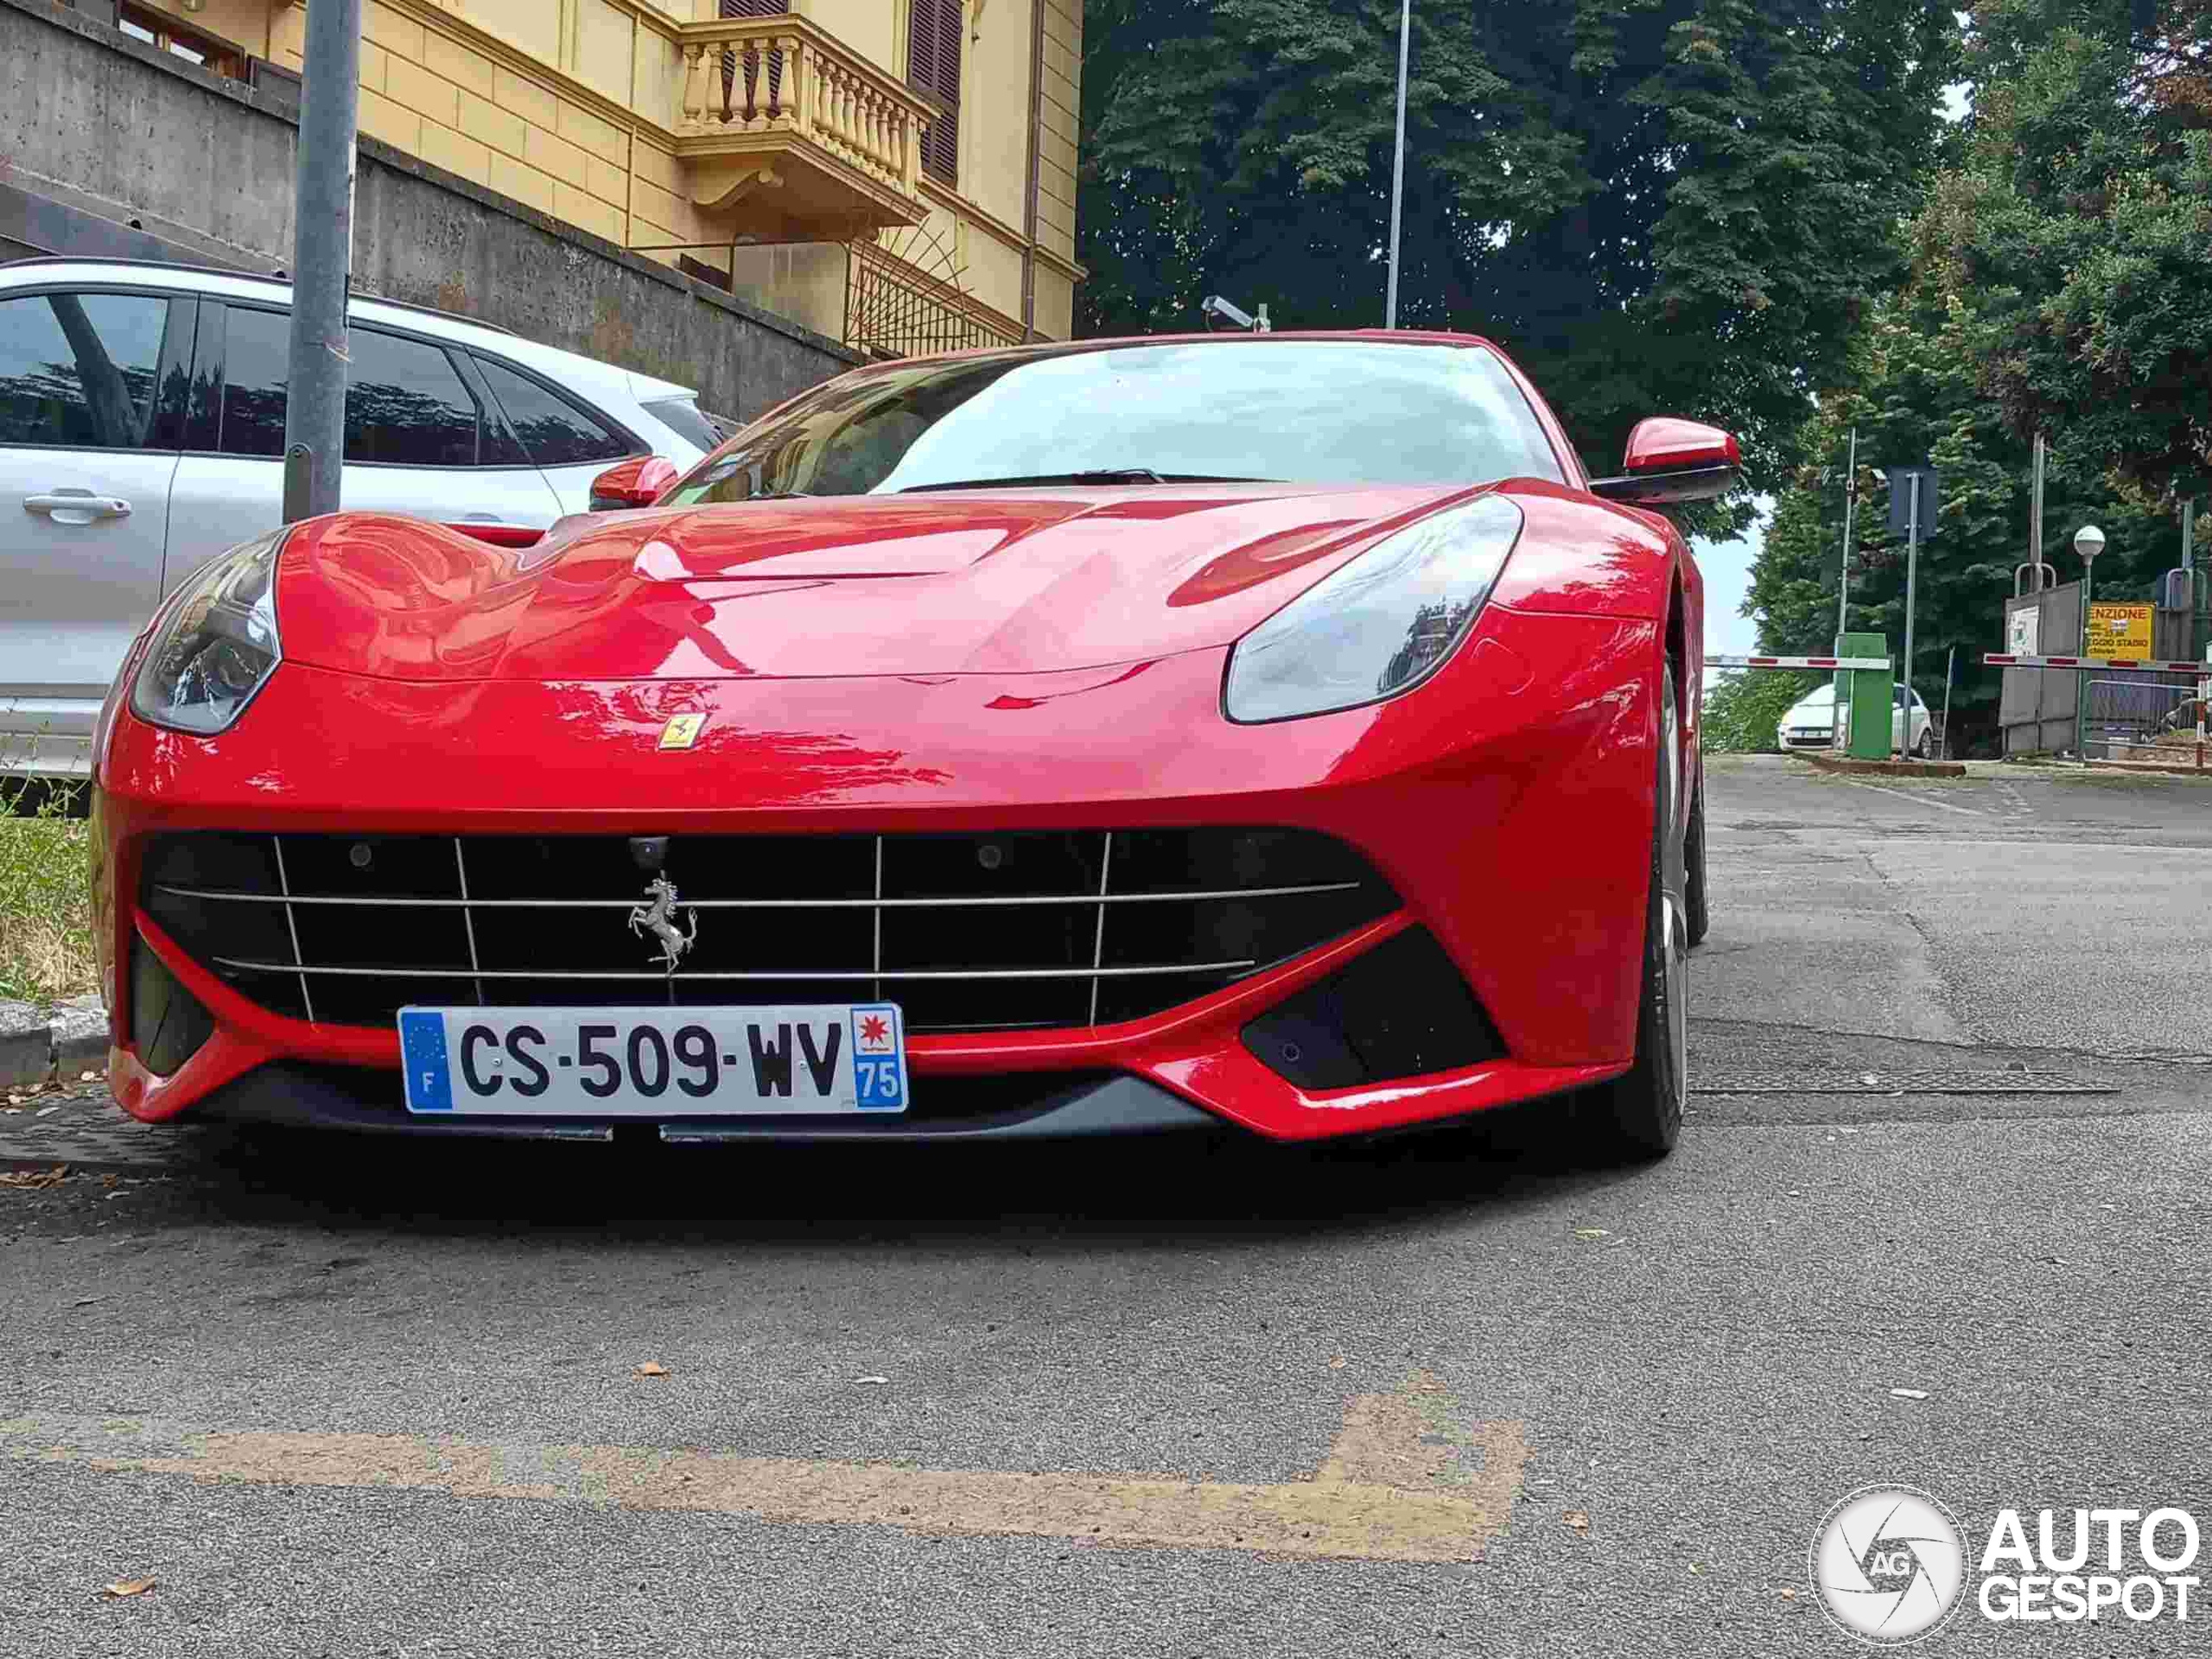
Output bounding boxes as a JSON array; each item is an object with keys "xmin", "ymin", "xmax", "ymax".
[
  {"xmin": 1985, "ymin": 654, "xmax": 2209, "ymax": 674},
  {"xmin": 1708, "ymin": 655, "xmax": 1891, "ymax": 671}
]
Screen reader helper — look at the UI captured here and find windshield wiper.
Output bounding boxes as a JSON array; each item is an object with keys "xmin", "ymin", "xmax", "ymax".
[{"xmin": 900, "ymin": 469, "xmax": 1276, "ymax": 492}]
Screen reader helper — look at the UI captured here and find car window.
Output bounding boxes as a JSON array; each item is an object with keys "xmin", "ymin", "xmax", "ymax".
[
  {"xmin": 665, "ymin": 340, "xmax": 1567, "ymax": 501},
  {"xmin": 344, "ymin": 328, "xmax": 484, "ymax": 466},
  {"xmin": 640, "ymin": 394, "xmax": 717, "ymax": 453},
  {"xmin": 0, "ymin": 292, "xmax": 179, "ymax": 450},
  {"xmin": 213, "ymin": 305, "xmax": 294, "ymax": 456},
  {"xmin": 216, "ymin": 308, "xmax": 495, "ymax": 466},
  {"xmin": 475, "ymin": 358, "xmax": 632, "ymax": 467}
]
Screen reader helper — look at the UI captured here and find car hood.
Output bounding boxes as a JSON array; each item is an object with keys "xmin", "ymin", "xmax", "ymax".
[{"xmin": 275, "ymin": 484, "xmax": 1488, "ymax": 682}]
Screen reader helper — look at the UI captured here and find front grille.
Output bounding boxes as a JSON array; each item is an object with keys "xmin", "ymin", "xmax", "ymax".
[{"xmin": 139, "ymin": 830, "xmax": 1398, "ymax": 1033}]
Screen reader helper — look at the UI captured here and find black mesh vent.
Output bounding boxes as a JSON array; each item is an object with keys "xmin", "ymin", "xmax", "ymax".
[
  {"xmin": 139, "ymin": 830, "xmax": 1398, "ymax": 1034},
  {"xmin": 130, "ymin": 936, "xmax": 215, "ymax": 1077},
  {"xmin": 1240, "ymin": 927, "xmax": 1505, "ymax": 1091}
]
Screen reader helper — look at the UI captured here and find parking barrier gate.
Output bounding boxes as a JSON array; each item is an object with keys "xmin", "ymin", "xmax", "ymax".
[{"xmin": 1710, "ymin": 645, "xmax": 1897, "ymax": 759}]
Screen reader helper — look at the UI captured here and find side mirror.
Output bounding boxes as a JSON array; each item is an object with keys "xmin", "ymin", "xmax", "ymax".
[
  {"xmin": 588, "ymin": 455, "xmax": 679, "ymax": 512},
  {"xmin": 1590, "ymin": 418, "xmax": 1742, "ymax": 505}
]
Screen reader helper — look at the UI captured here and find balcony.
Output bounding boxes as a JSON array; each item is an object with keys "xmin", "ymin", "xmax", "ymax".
[{"xmin": 673, "ymin": 16, "xmax": 935, "ymax": 238}]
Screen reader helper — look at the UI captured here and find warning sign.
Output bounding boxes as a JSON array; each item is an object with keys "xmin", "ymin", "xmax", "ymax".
[{"xmin": 2085, "ymin": 603, "xmax": 2154, "ymax": 658}]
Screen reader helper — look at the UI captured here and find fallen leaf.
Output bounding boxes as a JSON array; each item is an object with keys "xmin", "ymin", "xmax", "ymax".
[
  {"xmin": 79, "ymin": 1071, "xmax": 99, "ymax": 1082},
  {"xmin": 0, "ymin": 1165, "xmax": 68, "ymax": 1190},
  {"xmin": 34, "ymin": 1105, "xmax": 59, "ymax": 1118},
  {"xmin": 72, "ymin": 1295, "xmax": 103, "ymax": 1307},
  {"xmin": 633, "ymin": 1362, "xmax": 668, "ymax": 1378},
  {"xmin": 852, "ymin": 1375, "xmax": 891, "ymax": 1386},
  {"xmin": 1689, "ymin": 1562, "xmax": 1705, "ymax": 1575},
  {"xmin": 1328, "ymin": 1356, "xmax": 1348, "ymax": 1370},
  {"xmin": 1573, "ymin": 1227, "xmax": 1609, "ymax": 1241},
  {"xmin": 1778, "ymin": 1586, "xmax": 1798, "ymax": 1600},
  {"xmin": 1563, "ymin": 1510, "xmax": 1591, "ymax": 1535},
  {"xmin": 101, "ymin": 1579, "xmax": 156, "ymax": 1599},
  {"xmin": 1889, "ymin": 1388, "xmax": 1929, "ymax": 1401}
]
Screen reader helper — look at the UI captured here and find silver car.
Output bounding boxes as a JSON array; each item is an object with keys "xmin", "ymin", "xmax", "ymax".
[{"xmin": 0, "ymin": 257, "xmax": 712, "ymax": 777}]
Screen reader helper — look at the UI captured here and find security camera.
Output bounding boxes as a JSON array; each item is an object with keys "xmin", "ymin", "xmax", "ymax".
[{"xmin": 1201, "ymin": 295, "xmax": 1257, "ymax": 332}]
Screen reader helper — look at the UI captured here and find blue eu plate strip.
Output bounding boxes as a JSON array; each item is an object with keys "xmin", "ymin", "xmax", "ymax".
[{"xmin": 398, "ymin": 1010, "xmax": 454, "ymax": 1111}]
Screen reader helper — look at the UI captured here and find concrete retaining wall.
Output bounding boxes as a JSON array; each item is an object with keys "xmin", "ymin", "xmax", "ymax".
[{"xmin": 0, "ymin": 0, "xmax": 861, "ymax": 420}]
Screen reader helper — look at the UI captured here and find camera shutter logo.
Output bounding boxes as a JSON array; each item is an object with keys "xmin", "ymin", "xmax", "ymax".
[{"xmin": 1811, "ymin": 1485, "xmax": 1968, "ymax": 1646}]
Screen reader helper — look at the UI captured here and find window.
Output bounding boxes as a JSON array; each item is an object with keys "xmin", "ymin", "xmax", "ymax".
[
  {"xmin": 640, "ymin": 396, "xmax": 721, "ymax": 453},
  {"xmin": 475, "ymin": 358, "xmax": 632, "ymax": 467},
  {"xmin": 664, "ymin": 340, "xmax": 1568, "ymax": 502},
  {"xmin": 213, "ymin": 306, "xmax": 291, "ymax": 456},
  {"xmin": 344, "ymin": 330, "xmax": 486, "ymax": 467},
  {"xmin": 907, "ymin": 0, "xmax": 963, "ymax": 188},
  {"xmin": 0, "ymin": 292, "xmax": 178, "ymax": 450},
  {"xmin": 118, "ymin": 3, "xmax": 247, "ymax": 81},
  {"xmin": 216, "ymin": 308, "xmax": 492, "ymax": 467}
]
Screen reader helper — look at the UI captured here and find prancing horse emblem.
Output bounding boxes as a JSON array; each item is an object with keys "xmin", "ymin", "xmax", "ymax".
[{"xmin": 627, "ymin": 874, "xmax": 697, "ymax": 973}]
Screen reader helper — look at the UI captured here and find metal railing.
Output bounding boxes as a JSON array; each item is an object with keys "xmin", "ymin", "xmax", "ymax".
[{"xmin": 845, "ymin": 238, "xmax": 1024, "ymax": 359}]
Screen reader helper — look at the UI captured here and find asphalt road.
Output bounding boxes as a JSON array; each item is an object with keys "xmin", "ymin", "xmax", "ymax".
[{"xmin": 3, "ymin": 756, "xmax": 2209, "ymax": 1657}]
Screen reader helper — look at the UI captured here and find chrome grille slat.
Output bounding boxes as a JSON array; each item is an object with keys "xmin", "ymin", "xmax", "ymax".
[
  {"xmin": 209, "ymin": 957, "xmax": 1260, "ymax": 982},
  {"xmin": 453, "ymin": 839, "xmax": 485, "ymax": 1006},
  {"xmin": 141, "ymin": 829, "xmax": 1397, "ymax": 1033},
  {"xmin": 269, "ymin": 836, "xmax": 315, "ymax": 1025},
  {"xmin": 152, "ymin": 881, "xmax": 1365, "ymax": 910},
  {"xmin": 1088, "ymin": 831, "xmax": 1113, "ymax": 1027}
]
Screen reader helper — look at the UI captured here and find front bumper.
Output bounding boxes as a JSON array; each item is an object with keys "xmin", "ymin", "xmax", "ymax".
[{"xmin": 95, "ymin": 607, "xmax": 1662, "ymax": 1142}]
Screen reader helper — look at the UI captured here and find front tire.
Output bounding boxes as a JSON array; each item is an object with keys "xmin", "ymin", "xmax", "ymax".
[
  {"xmin": 1583, "ymin": 663, "xmax": 1688, "ymax": 1161},
  {"xmin": 1684, "ymin": 769, "xmax": 1710, "ymax": 948},
  {"xmin": 1913, "ymin": 728, "xmax": 1933, "ymax": 760}
]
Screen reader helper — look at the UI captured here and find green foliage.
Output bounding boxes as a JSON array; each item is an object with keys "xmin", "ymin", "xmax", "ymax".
[
  {"xmin": 1076, "ymin": 0, "xmax": 1962, "ymax": 521},
  {"xmin": 1916, "ymin": 0, "xmax": 2212, "ymax": 499},
  {"xmin": 1704, "ymin": 669, "xmax": 1826, "ymax": 751},
  {"xmin": 1749, "ymin": 288, "xmax": 2182, "ymax": 749},
  {"xmin": 0, "ymin": 766, "xmax": 92, "ymax": 1009}
]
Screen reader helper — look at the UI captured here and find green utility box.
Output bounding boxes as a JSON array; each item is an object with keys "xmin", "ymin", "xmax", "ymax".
[{"xmin": 1836, "ymin": 631, "xmax": 1894, "ymax": 760}]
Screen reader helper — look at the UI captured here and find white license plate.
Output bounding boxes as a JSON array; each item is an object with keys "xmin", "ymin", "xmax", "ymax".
[{"xmin": 397, "ymin": 1004, "xmax": 907, "ymax": 1116}]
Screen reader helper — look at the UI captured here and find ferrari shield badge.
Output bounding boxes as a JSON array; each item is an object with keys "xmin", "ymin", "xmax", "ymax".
[
  {"xmin": 658, "ymin": 712, "xmax": 707, "ymax": 750},
  {"xmin": 627, "ymin": 875, "xmax": 697, "ymax": 973}
]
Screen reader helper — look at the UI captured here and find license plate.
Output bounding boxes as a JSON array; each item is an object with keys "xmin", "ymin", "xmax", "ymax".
[{"xmin": 397, "ymin": 1004, "xmax": 907, "ymax": 1116}]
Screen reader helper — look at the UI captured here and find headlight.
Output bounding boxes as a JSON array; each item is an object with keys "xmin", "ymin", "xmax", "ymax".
[
  {"xmin": 130, "ymin": 527, "xmax": 287, "ymax": 734},
  {"xmin": 1224, "ymin": 495, "xmax": 1523, "ymax": 723}
]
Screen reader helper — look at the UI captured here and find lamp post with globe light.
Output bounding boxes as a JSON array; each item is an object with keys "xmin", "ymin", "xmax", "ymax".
[{"xmin": 2075, "ymin": 524, "xmax": 2106, "ymax": 757}]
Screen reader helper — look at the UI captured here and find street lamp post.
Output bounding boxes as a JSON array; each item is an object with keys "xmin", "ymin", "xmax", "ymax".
[
  {"xmin": 2074, "ymin": 524, "xmax": 2105, "ymax": 757},
  {"xmin": 1383, "ymin": 0, "xmax": 1410, "ymax": 328}
]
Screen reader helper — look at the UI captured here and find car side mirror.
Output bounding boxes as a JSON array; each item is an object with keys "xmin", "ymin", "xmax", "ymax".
[
  {"xmin": 1589, "ymin": 418, "xmax": 1742, "ymax": 505},
  {"xmin": 588, "ymin": 455, "xmax": 679, "ymax": 512}
]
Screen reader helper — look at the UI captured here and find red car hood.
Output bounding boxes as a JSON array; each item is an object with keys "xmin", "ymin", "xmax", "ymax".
[{"xmin": 275, "ymin": 484, "xmax": 1482, "ymax": 682}]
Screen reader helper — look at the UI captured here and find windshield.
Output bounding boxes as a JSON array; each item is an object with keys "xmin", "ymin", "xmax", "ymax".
[{"xmin": 664, "ymin": 340, "xmax": 1566, "ymax": 503}]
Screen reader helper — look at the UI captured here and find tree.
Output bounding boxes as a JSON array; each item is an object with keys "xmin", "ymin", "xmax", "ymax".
[
  {"xmin": 1077, "ymin": 0, "xmax": 1963, "ymax": 518},
  {"xmin": 1748, "ymin": 287, "xmax": 2179, "ymax": 751},
  {"xmin": 1916, "ymin": 0, "xmax": 2212, "ymax": 500}
]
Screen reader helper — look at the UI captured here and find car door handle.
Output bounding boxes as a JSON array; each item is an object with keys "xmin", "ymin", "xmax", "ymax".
[{"xmin": 25, "ymin": 489, "xmax": 132, "ymax": 523}]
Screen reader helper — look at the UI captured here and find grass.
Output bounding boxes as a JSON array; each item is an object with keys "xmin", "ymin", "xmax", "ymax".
[{"xmin": 0, "ymin": 766, "xmax": 96, "ymax": 1009}]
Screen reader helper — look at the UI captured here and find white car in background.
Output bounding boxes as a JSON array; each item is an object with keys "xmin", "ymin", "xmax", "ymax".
[
  {"xmin": 1777, "ymin": 683, "xmax": 1935, "ymax": 757},
  {"xmin": 1, "ymin": 257, "xmax": 715, "ymax": 776}
]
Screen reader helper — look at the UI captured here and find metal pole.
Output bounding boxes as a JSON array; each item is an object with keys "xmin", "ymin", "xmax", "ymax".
[
  {"xmin": 1837, "ymin": 426, "xmax": 1858, "ymax": 639},
  {"xmin": 1383, "ymin": 0, "xmax": 1411, "ymax": 328},
  {"xmin": 1942, "ymin": 645, "xmax": 1955, "ymax": 761},
  {"xmin": 2030, "ymin": 434, "xmax": 2045, "ymax": 586},
  {"xmin": 282, "ymin": 0, "xmax": 362, "ymax": 521},
  {"xmin": 1900, "ymin": 473, "xmax": 1921, "ymax": 759}
]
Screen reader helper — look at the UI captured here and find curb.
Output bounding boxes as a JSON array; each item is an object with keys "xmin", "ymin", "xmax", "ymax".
[
  {"xmin": 2085, "ymin": 757, "xmax": 2212, "ymax": 780},
  {"xmin": 0, "ymin": 998, "xmax": 108, "ymax": 1091},
  {"xmin": 1795, "ymin": 752, "xmax": 1968, "ymax": 779}
]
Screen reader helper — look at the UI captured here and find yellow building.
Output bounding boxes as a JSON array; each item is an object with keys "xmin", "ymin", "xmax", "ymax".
[{"xmin": 116, "ymin": 0, "xmax": 1084, "ymax": 353}]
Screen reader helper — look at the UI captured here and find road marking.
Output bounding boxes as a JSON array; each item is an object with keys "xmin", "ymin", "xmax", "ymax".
[
  {"xmin": 0, "ymin": 1373, "xmax": 1526, "ymax": 1564},
  {"xmin": 1821, "ymin": 775, "xmax": 1990, "ymax": 817}
]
